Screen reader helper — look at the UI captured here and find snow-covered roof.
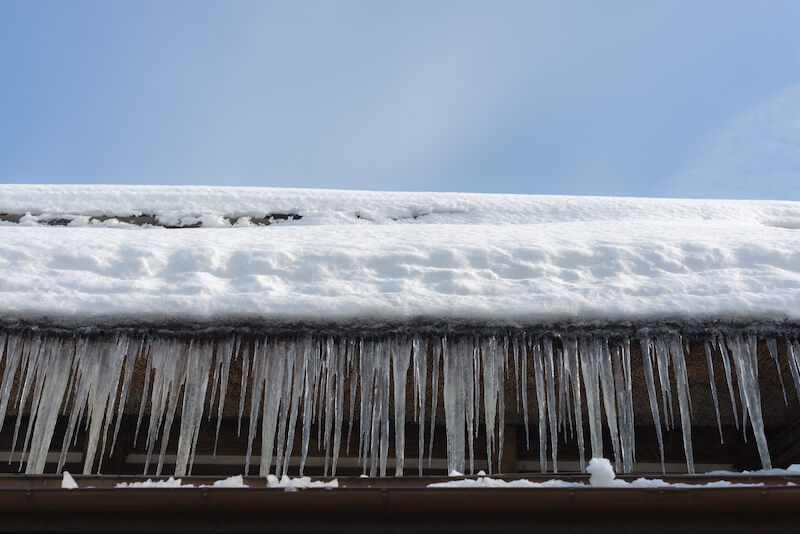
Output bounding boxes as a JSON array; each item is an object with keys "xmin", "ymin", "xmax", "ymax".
[{"xmin": 1, "ymin": 184, "xmax": 799, "ymax": 326}]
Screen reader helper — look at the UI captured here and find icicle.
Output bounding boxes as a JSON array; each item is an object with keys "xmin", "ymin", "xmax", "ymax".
[
  {"xmin": 612, "ymin": 341, "xmax": 634, "ymax": 473},
  {"xmin": 321, "ymin": 337, "xmax": 336, "ymax": 475},
  {"xmin": 358, "ymin": 339, "xmax": 375, "ymax": 473},
  {"xmin": 668, "ymin": 336, "xmax": 694, "ymax": 474},
  {"xmin": 21, "ymin": 336, "xmax": 60, "ymax": 471},
  {"xmin": 596, "ymin": 338, "xmax": 621, "ymax": 471},
  {"xmin": 442, "ymin": 336, "xmax": 466, "ymax": 475},
  {"xmin": 563, "ymin": 337, "xmax": 585, "ymax": 471},
  {"xmin": 543, "ymin": 337, "xmax": 558, "ymax": 473},
  {"xmin": 237, "ymin": 341, "xmax": 250, "ymax": 436},
  {"xmin": 787, "ymin": 340, "xmax": 800, "ymax": 405},
  {"xmin": 367, "ymin": 339, "xmax": 385, "ymax": 477},
  {"xmin": 531, "ymin": 338, "xmax": 548, "ymax": 473},
  {"xmin": 212, "ymin": 338, "xmax": 234, "ymax": 456},
  {"xmin": 133, "ymin": 342, "xmax": 153, "ymax": 447},
  {"xmin": 520, "ymin": 335, "xmax": 530, "ymax": 449},
  {"xmin": 557, "ymin": 345, "xmax": 570, "ymax": 439},
  {"xmin": 299, "ymin": 337, "xmax": 320, "ymax": 475},
  {"xmin": 704, "ymin": 340, "xmax": 724, "ymax": 442},
  {"xmin": 497, "ymin": 335, "xmax": 506, "ymax": 472},
  {"xmin": 259, "ymin": 340, "xmax": 287, "ymax": 476},
  {"xmin": 140, "ymin": 338, "xmax": 188, "ymax": 476},
  {"xmin": 717, "ymin": 335, "xmax": 740, "ymax": 431},
  {"xmin": 207, "ymin": 342, "xmax": 222, "ymax": 421},
  {"xmin": 279, "ymin": 339, "xmax": 305, "ymax": 476},
  {"xmin": 0, "ymin": 334, "xmax": 23, "ymax": 434},
  {"xmin": 622, "ymin": 339, "xmax": 636, "ymax": 469},
  {"xmin": 273, "ymin": 341, "xmax": 293, "ymax": 474},
  {"xmin": 391, "ymin": 337, "xmax": 411, "ymax": 476},
  {"xmin": 155, "ymin": 340, "xmax": 190, "ymax": 476},
  {"xmin": 314, "ymin": 339, "xmax": 327, "ymax": 449},
  {"xmin": 110, "ymin": 336, "xmax": 141, "ymax": 453},
  {"xmin": 412, "ymin": 336, "xmax": 427, "ymax": 475},
  {"xmin": 639, "ymin": 336, "xmax": 664, "ymax": 471},
  {"xmin": 346, "ymin": 338, "xmax": 358, "ymax": 455},
  {"xmin": 513, "ymin": 336, "xmax": 521, "ymax": 412},
  {"xmin": 766, "ymin": 339, "xmax": 788, "ymax": 405},
  {"xmin": 331, "ymin": 338, "xmax": 346, "ymax": 475},
  {"xmin": 176, "ymin": 340, "xmax": 213, "ymax": 476},
  {"xmin": 481, "ymin": 336, "xmax": 498, "ymax": 474},
  {"xmin": 458, "ymin": 339, "xmax": 474, "ymax": 475},
  {"xmin": 25, "ymin": 338, "xmax": 73, "ymax": 474},
  {"xmin": 83, "ymin": 335, "xmax": 129, "ymax": 474},
  {"xmin": 653, "ymin": 338, "xmax": 674, "ymax": 429},
  {"xmin": 12, "ymin": 334, "xmax": 46, "ymax": 462},
  {"xmin": 58, "ymin": 339, "xmax": 93, "ymax": 473},
  {"xmin": 578, "ymin": 337, "xmax": 603, "ymax": 461},
  {"xmin": 727, "ymin": 335, "xmax": 772, "ymax": 470},
  {"xmin": 469, "ymin": 340, "xmax": 479, "ymax": 474},
  {"xmin": 428, "ymin": 337, "xmax": 442, "ymax": 466},
  {"xmin": 141, "ymin": 338, "xmax": 169, "ymax": 474},
  {"xmin": 373, "ymin": 339, "xmax": 391, "ymax": 477}
]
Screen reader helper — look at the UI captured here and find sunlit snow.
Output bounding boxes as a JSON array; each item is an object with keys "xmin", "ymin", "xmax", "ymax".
[{"xmin": 0, "ymin": 185, "xmax": 798, "ymax": 324}]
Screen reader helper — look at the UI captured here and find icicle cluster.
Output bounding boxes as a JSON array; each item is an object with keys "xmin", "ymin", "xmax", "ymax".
[{"xmin": 0, "ymin": 329, "xmax": 795, "ymax": 476}]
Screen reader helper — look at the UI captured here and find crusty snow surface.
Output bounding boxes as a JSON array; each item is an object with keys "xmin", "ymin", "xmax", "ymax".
[{"xmin": 1, "ymin": 184, "xmax": 799, "ymax": 324}]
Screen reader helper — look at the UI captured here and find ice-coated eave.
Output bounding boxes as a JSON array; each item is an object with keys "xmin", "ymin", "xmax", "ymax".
[
  {"xmin": 2, "ymin": 308, "xmax": 800, "ymax": 334},
  {"xmin": 3, "ymin": 313, "xmax": 800, "ymax": 342}
]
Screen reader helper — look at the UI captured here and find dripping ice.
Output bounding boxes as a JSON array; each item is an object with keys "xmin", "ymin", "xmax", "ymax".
[{"xmin": 0, "ymin": 329, "xmax": 791, "ymax": 477}]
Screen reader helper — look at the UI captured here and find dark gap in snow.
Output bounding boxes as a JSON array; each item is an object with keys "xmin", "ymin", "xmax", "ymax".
[{"xmin": 0, "ymin": 213, "xmax": 302, "ymax": 228}]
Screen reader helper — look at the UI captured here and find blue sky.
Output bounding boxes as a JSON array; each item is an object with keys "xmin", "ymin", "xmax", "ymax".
[{"xmin": 1, "ymin": 0, "xmax": 799, "ymax": 199}]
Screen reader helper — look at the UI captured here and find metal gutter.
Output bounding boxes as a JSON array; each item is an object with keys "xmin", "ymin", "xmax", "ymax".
[{"xmin": 0, "ymin": 485, "xmax": 798, "ymax": 533}]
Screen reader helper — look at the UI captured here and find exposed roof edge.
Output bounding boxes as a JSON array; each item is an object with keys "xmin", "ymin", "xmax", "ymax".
[{"xmin": 2, "ymin": 316, "xmax": 800, "ymax": 340}]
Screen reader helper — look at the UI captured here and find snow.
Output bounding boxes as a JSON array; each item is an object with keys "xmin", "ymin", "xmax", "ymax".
[
  {"xmin": 115, "ymin": 476, "xmax": 191, "ymax": 488},
  {"xmin": 587, "ymin": 458, "xmax": 617, "ymax": 487},
  {"xmin": 429, "ymin": 477, "xmax": 583, "ymax": 488},
  {"xmin": 265, "ymin": 475, "xmax": 339, "ymax": 490},
  {"xmin": 61, "ymin": 471, "xmax": 78, "ymax": 489},
  {"xmin": 430, "ymin": 457, "xmax": 767, "ymax": 489},
  {"xmin": 0, "ymin": 185, "xmax": 799, "ymax": 324},
  {"xmin": 3, "ymin": 184, "xmax": 797, "ymax": 228},
  {"xmin": 113, "ymin": 475, "xmax": 248, "ymax": 488},
  {"xmin": 206, "ymin": 475, "xmax": 248, "ymax": 488},
  {"xmin": 111, "ymin": 475, "xmax": 334, "ymax": 489},
  {"xmin": 705, "ymin": 464, "xmax": 800, "ymax": 476}
]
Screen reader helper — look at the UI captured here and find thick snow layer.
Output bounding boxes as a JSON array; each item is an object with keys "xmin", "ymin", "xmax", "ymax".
[{"xmin": 1, "ymin": 185, "xmax": 799, "ymax": 323}]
